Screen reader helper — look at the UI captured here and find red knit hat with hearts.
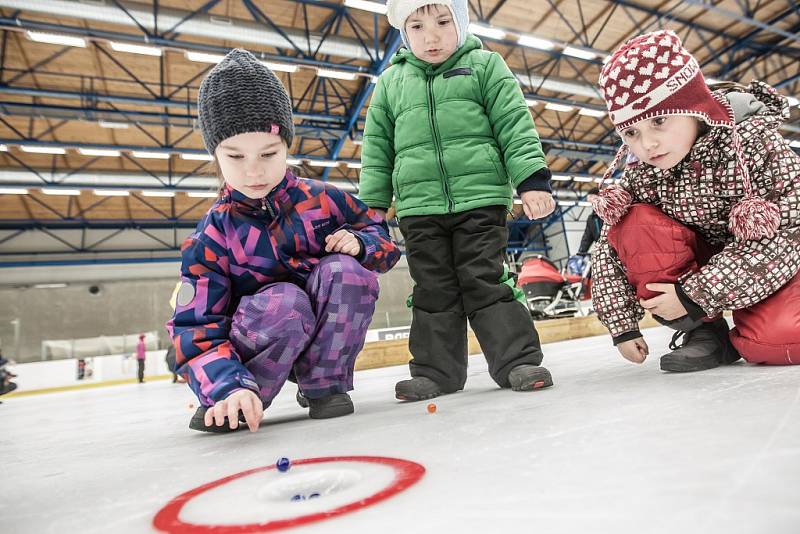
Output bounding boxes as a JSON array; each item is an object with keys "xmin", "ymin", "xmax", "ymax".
[
  {"xmin": 592, "ymin": 30, "xmax": 781, "ymax": 241},
  {"xmin": 599, "ymin": 30, "xmax": 732, "ymax": 132}
]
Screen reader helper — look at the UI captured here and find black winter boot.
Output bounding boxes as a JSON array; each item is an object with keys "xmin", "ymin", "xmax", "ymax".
[
  {"xmin": 508, "ymin": 365, "xmax": 553, "ymax": 391},
  {"xmin": 660, "ymin": 319, "xmax": 741, "ymax": 372},
  {"xmin": 296, "ymin": 388, "xmax": 309, "ymax": 408},
  {"xmin": 395, "ymin": 376, "xmax": 444, "ymax": 401},
  {"xmin": 307, "ymin": 393, "xmax": 354, "ymax": 419}
]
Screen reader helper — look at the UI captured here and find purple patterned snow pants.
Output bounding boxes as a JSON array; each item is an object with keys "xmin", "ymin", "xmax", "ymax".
[{"xmin": 230, "ymin": 254, "xmax": 379, "ymax": 406}]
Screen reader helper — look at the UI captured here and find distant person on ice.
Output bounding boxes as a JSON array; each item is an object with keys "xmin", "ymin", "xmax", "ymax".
[
  {"xmin": 167, "ymin": 49, "xmax": 400, "ymax": 433},
  {"xmin": 590, "ymin": 30, "xmax": 800, "ymax": 371},
  {"xmin": 135, "ymin": 334, "xmax": 146, "ymax": 383}
]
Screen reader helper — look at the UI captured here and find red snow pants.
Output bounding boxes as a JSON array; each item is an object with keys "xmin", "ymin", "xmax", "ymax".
[{"xmin": 608, "ymin": 203, "xmax": 800, "ymax": 365}]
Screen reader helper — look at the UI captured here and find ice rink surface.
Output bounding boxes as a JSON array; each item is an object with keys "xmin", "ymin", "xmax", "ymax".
[{"xmin": 3, "ymin": 326, "xmax": 799, "ymax": 534}]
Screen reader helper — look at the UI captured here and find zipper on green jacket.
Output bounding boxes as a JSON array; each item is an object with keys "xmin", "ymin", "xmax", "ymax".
[{"xmin": 426, "ymin": 76, "xmax": 454, "ymax": 212}]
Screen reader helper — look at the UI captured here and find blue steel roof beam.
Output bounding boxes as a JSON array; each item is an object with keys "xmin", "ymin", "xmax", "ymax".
[
  {"xmin": 0, "ymin": 85, "xmax": 348, "ymax": 124},
  {"xmin": 683, "ymin": 0, "xmax": 800, "ymax": 42},
  {"xmin": 0, "ymin": 18, "xmax": 370, "ymax": 74},
  {"xmin": 699, "ymin": 7, "xmax": 798, "ymax": 75},
  {"xmin": 159, "ymin": 0, "xmax": 222, "ymax": 40},
  {"xmin": 602, "ymin": 1, "xmax": 800, "ymax": 56},
  {"xmin": 321, "ymin": 31, "xmax": 402, "ymax": 182},
  {"xmin": 242, "ymin": 0, "xmax": 313, "ymax": 60},
  {"xmin": 0, "ymin": 101, "xmax": 348, "ymax": 140}
]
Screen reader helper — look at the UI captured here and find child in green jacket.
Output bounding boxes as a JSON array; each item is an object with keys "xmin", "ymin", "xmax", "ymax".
[{"xmin": 359, "ymin": 0, "xmax": 556, "ymax": 400}]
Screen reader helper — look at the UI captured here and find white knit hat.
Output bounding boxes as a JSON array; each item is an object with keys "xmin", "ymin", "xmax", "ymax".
[{"xmin": 386, "ymin": 0, "xmax": 469, "ymax": 49}]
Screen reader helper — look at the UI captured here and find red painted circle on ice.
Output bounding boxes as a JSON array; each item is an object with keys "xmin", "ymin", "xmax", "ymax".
[{"xmin": 153, "ymin": 456, "xmax": 425, "ymax": 533}]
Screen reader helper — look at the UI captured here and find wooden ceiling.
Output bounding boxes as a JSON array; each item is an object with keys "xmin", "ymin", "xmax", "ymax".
[{"xmin": 0, "ymin": 0, "xmax": 797, "ymax": 224}]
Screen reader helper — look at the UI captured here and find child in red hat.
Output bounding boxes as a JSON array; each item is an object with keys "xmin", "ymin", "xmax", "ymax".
[{"xmin": 591, "ymin": 30, "xmax": 800, "ymax": 371}]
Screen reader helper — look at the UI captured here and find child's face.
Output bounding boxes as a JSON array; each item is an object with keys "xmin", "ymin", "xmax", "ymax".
[
  {"xmin": 620, "ymin": 115, "xmax": 701, "ymax": 170},
  {"xmin": 404, "ymin": 4, "xmax": 459, "ymax": 65},
  {"xmin": 215, "ymin": 131, "xmax": 288, "ymax": 199}
]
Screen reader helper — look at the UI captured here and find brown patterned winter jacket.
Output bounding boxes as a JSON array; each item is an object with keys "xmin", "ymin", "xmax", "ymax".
[{"xmin": 592, "ymin": 81, "xmax": 800, "ymax": 341}]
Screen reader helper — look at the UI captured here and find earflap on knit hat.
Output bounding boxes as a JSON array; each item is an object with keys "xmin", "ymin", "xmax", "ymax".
[
  {"xmin": 197, "ymin": 48, "xmax": 295, "ymax": 155},
  {"xmin": 387, "ymin": 0, "xmax": 469, "ymax": 49}
]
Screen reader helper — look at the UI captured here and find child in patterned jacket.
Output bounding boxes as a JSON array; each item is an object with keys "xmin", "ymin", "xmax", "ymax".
[
  {"xmin": 591, "ymin": 30, "xmax": 800, "ymax": 371},
  {"xmin": 167, "ymin": 49, "xmax": 400, "ymax": 433}
]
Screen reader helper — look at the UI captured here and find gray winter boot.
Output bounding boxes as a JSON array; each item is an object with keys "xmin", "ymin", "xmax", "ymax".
[
  {"xmin": 508, "ymin": 365, "xmax": 553, "ymax": 391},
  {"xmin": 660, "ymin": 319, "xmax": 741, "ymax": 372},
  {"xmin": 307, "ymin": 393, "xmax": 354, "ymax": 419},
  {"xmin": 395, "ymin": 376, "xmax": 443, "ymax": 401}
]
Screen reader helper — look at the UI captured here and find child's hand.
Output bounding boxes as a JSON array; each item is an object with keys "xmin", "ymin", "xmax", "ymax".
[
  {"xmin": 204, "ymin": 389, "xmax": 263, "ymax": 432},
  {"xmin": 520, "ymin": 191, "xmax": 556, "ymax": 219},
  {"xmin": 371, "ymin": 208, "xmax": 387, "ymax": 220},
  {"xmin": 617, "ymin": 337, "xmax": 649, "ymax": 364},
  {"xmin": 325, "ymin": 229, "xmax": 362, "ymax": 257},
  {"xmin": 639, "ymin": 283, "xmax": 688, "ymax": 321}
]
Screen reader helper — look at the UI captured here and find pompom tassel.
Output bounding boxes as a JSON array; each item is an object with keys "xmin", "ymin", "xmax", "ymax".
[
  {"xmin": 591, "ymin": 184, "xmax": 632, "ymax": 226},
  {"xmin": 729, "ymin": 196, "xmax": 781, "ymax": 240}
]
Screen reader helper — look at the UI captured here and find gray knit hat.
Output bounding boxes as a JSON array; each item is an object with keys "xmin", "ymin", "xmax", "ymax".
[{"xmin": 197, "ymin": 48, "xmax": 294, "ymax": 155}]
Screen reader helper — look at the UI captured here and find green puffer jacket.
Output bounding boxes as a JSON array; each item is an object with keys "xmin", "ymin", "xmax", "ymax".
[{"xmin": 359, "ymin": 35, "xmax": 548, "ymax": 218}]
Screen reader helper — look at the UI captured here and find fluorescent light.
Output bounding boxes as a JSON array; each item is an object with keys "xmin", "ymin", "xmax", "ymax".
[
  {"xmin": 578, "ymin": 107, "xmax": 606, "ymax": 118},
  {"xmin": 33, "ymin": 283, "xmax": 67, "ymax": 289},
  {"xmin": 344, "ymin": 0, "xmax": 388, "ymax": 14},
  {"xmin": 705, "ymin": 78, "xmax": 722, "ymax": 85},
  {"xmin": 180, "ymin": 153, "xmax": 214, "ymax": 161},
  {"xmin": 594, "ymin": 177, "xmax": 605, "ymax": 183},
  {"xmin": 20, "ymin": 145, "xmax": 66, "ymax": 155},
  {"xmin": 317, "ymin": 68, "xmax": 358, "ymax": 81},
  {"xmin": 261, "ymin": 61, "xmax": 298, "ymax": 73},
  {"xmin": 78, "ymin": 148, "xmax": 121, "ymax": 157},
  {"xmin": 790, "ymin": 140, "xmax": 800, "ymax": 148},
  {"xmin": 562, "ymin": 46, "xmax": 597, "ymax": 60},
  {"xmin": 557, "ymin": 200, "xmax": 576, "ymax": 207},
  {"xmin": 98, "ymin": 120, "xmax": 129, "ymax": 129},
  {"xmin": 186, "ymin": 191, "xmax": 218, "ymax": 198},
  {"xmin": 578, "ymin": 201, "xmax": 592, "ymax": 207},
  {"xmin": 347, "ymin": 162, "xmax": 362, "ymax": 169},
  {"xmin": 551, "ymin": 174, "xmax": 572, "ymax": 181},
  {"xmin": 513, "ymin": 198, "xmax": 523, "ymax": 205},
  {"xmin": 287, "ymin": 158, "xmax": 303, "ymax": 165},
  {"xmin": 41, "ymin": 188, "xmax": 81, "ymax": 195},
  {"xmin": 186, "ymin": 51, "xmax": 224, "ymax": 64},
  {"xmin": 109, "ymin": 41, "xmax": 162, "ymax": 56},
  {"xmin": 518, "ymin": 35, "xmax": 554, "ymax": 50},
  {"xmin": 787, "ymin": 96, "xmax": 800, "ymax": 107},
  {"xmin": 545, "ymin": 102, "xmax": 575, "ymax": 113},
  {"xmin": 0, "ymin": 187, "xmax": 28, "ymax": 195},
  {"xmin": 307, "ymin": 160, "xmax": 339, "ymax": 168},
  {"xmin": 368, "ymin": 75, "xmax": 378, "ymax": 84},
  {"xmin": 26, "ymin": 31, "xmax": 86, "ymax": 48},
  {"xmin": 468, "ymin": 23, "xmax": 506, "ymax": 40},
  {"xmin": 525, "ymin": 99, "xmax": 539, "ymax": 107},
  {"xmin": 93, "ymin": 189, "xmax": 129, "ymax": 196},
  {"xmin": 352, "ymin": 139, "xmax": 363, "ymax": 146},
  {"xmin": 141, "ymin": 190, "xmax": 176, "ymax": 197},
  {"xmin": 131, "ymin": 151, "xmax": 171, "ymax": 159},
  {"xmin": 0, "ymin": 144, "xmax": 7, "ymax": 151},
  {"xmin": 573, "ymin": 176, "xmax": 594, "ymax": 182}
]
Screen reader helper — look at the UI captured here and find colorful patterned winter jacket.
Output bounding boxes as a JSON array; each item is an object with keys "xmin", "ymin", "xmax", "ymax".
[
  {"xmin": 592, "ymin": 81, "xmax": 800, "ymax": 342},
  {"xmin": 167, "ymin": 171, "xmax": 400, "ymax": 405}
]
